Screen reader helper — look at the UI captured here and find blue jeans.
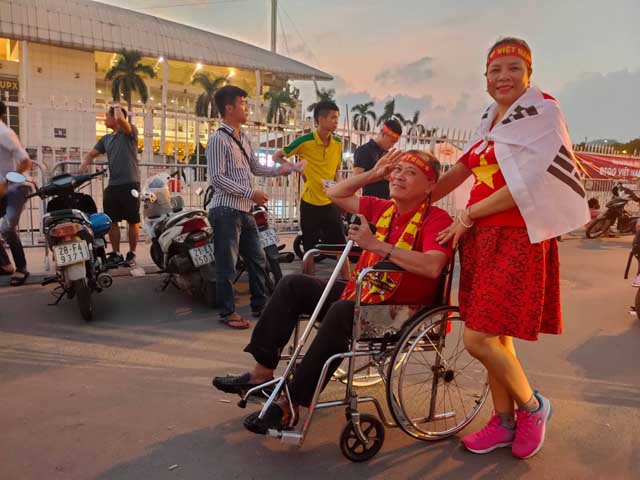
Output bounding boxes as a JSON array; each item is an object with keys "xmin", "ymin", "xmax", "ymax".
[
  {"xmin": 0, "ymin": 184, "xmax": 29, "ymax": 271},
  {"xmin": 209, "ymin": 206, "xmax": 267, "ymax": 317}
]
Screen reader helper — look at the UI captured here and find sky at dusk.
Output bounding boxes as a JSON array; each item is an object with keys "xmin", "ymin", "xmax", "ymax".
[{"xmin": 107, "ymin": 0, "xmax": 640, "ymax": 142}]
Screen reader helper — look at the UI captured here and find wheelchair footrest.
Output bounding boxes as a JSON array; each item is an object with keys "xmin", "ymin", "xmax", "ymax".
[{"xmin": 267, "ymin": 429, "xmax": 303, "ymax": 445}]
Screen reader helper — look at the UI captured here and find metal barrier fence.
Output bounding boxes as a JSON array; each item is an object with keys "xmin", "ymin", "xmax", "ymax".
[{"xmin": 6, "ymin": 101, "xmax": 638, "ymax": 246}]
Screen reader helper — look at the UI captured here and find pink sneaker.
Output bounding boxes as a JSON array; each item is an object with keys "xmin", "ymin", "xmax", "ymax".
[
  {"xmin": 461, "ymin": 414, "xmax": 515, "ymax": 454},
  {"xmin": 512, "ymin": 391, "xmax": 553, "ymax": 459}
]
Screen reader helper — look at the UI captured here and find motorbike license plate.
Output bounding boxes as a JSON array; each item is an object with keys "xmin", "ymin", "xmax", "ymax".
[
  {"xmin": 258, "ymin": 228, "xmax": 279, "ymax": 248},
  {"xmin": 189, "ymin": 243, "xmax": 215, "ymax": 267},
  {"xmin": 53, "ymin": 241, "xmax": 90, "ymax": 266}
]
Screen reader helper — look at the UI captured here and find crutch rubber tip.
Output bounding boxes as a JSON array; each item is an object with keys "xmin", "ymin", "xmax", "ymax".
[{"xmin": 237, "ymin": 399, "xmax": 247, "ymax": 408}]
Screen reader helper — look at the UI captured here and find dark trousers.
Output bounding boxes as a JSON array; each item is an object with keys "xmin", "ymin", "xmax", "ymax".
[
  {"xmin": 244, "ymin": 274, "xmax": 354, "ymax": 407},
  {"xmin": 299, "ymin": 200, "xmax": 345, "ymax": 252},
  {"xmin": 209, "ymin": 206, "xmax": 267, "ymax": 317}
]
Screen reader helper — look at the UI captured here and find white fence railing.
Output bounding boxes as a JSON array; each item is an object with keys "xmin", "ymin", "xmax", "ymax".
[{"xmin": 5, "ymin": 102, "xmax": 639, "ymax": 247}]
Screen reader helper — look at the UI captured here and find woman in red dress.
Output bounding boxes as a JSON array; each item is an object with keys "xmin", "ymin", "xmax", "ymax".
[{"xmin": 434, "ymin": 37, "xmax": 581, "ymax": 460}]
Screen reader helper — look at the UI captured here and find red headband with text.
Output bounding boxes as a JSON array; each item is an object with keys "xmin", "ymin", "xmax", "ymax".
[
  {"xmin": 486, "ymin": 43, "xmax": 532, "ymax": 69},
  {"xmin": 382, "ymin": 124, "xmax": 401, "ymax": 140},
  {"xmin": 401, "ymin": 153, "xmax": 437, "ymax": 181}
]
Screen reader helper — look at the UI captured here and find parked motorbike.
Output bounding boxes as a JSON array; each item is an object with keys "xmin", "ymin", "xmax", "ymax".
[
  {"xmin": 202, "ymin": 187, "xmax": 292, "ymax": 293},
  {"xmin": 586, "ymin": 195, "xmax": 639, "ymax": 238},
  {"xmin": 26, "ymin": 170, "xmax": 113, "ymax": 321},
  {"xmin": 133, "ymin": 172, "xmax": 216, "ymax": 305}
]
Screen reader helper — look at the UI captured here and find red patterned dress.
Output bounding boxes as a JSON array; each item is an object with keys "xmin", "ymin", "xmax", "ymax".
[{"xmin": 458, "ymin": 141, "xmax": 562, "ymax": 341}]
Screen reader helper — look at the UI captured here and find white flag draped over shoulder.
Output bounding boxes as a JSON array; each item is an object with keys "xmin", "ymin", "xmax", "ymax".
[{"xmin": 461, "ymin": 86, "xmax": 590, "ymax": 244}]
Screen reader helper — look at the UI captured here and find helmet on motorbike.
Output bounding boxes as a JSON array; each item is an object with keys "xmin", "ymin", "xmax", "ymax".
[{"xmin": 89, "ymin": 212, "xmax": 113, "ymax": 237}]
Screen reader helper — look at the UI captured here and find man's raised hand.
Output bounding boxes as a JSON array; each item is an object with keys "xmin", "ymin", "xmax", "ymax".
[
  {"xmin": 372, "ymin": 149, "xmax": 404, "ymax": 180},
  {"xmin": 252, "ymin": 190, "xmax": 269, "ymax": 205}
]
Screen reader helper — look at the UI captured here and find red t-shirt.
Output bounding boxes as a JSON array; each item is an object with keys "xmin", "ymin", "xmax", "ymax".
[
  {"xmin": 458, "ymin": 140, "xmax": 526, "ymax": 227},
  {"xmin": 352, "ymin": 196, "xmax": 453, "ymax": 305}
]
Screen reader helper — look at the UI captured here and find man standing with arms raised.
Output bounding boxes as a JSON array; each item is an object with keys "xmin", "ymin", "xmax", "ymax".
[
  {"xmin": 273, "ymin": 101, "xmax": 345, "ymax": 252},
  {"xmin": 81, "ymin": 103, "xmax": 140, "ymax": 267},
  {"xmin": 207, "ymin": 86, "xmax": 294, "ymax": 329}
]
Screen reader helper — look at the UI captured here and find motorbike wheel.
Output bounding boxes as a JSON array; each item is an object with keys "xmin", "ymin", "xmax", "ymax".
[
  {"xmin": 586, "ymin": 218, "xmax": 612, "ymax": 239},
  {"xmin": 73, "ymin": 278, "xmax": 93, "ymax": 322},
  {"xmin": 264, "ymin": 244, "xmax": 283, "ymax": 284},
  {"xmin": 150, "ymin": 239, "xmax": 165, "ymax": 270},
  {"xmin": 293, "ymin": 234, "xmax": 326, "ymax": 263},
  {"xmin": 293, "ymin": 235, "xmax": 305, "ymax": 260},
  {"xmin": 635, "ymin": 290, "xmax": 640, "ymax": 321}
]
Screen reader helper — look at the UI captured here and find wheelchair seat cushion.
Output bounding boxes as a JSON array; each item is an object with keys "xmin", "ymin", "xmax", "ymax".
[{"xmin": 358, "ymin": 304, "xmax": 428, "ymax": 340}]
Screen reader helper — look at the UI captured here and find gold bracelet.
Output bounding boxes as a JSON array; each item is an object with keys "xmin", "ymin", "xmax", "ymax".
[{"xmin": 384, "ymin": 244, "xmax": 394, "ymax": 261}]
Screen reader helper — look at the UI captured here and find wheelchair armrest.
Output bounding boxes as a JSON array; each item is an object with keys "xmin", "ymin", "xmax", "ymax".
[
  {"xmin": 315, "ymin": 244, "xmax": 363, "ymax": 255},
  {"xmin": 372, "ymin": 261, "xmax": 405, "ymax": 272}
]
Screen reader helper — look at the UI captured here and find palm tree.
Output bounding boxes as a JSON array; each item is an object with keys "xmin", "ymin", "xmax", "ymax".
[
  {"xmin": 192, "ymin": 72, "xmax": 228, "ymax": 118},
  {"xmin": 307, "ymin": 86, "xmax": 336, "ymax": 112},
  {"xmin": 264, "ymin": 87, "xmax": 297, "ymax": 124},
  {"xmin": 376, "ymin": 99, "xmax": 406, "ymax": 126},
  {"xmin": 351, "ymin": 101, "xmax": 377, "ymax": 131},
  {"xmin": 105, "ymin": 49, "xmax": 156, "ymax": 111}
]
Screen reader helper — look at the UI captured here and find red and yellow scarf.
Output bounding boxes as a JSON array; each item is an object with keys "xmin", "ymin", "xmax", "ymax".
[{"xmin": 341, "ymin": 200, "xmax": 428, "ymax": 304}]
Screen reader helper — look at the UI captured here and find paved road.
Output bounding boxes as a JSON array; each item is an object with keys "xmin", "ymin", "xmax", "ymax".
[{"xmin": 0, "ymin": 238, "xmax": 638, "ymax": 479}]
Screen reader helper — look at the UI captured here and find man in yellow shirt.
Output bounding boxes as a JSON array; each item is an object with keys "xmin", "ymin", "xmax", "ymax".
[{"xmin": 273, "ymin": 101, "xmax": 345, "ymax": 251}]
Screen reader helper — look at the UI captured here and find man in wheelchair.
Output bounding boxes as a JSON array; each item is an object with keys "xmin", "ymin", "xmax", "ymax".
[{"xmin": 213, "ymin": 149, "xmax": 453, "ymax": 434}]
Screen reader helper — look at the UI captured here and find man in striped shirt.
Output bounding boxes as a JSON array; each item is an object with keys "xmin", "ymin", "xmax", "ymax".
[{"xmin": 207, "ymin": 86, "xmax": 294, "ymax": 329}]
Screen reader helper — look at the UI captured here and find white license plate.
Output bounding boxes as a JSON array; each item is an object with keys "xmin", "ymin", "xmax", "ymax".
[
  {"xmin": 53, "ymin": 241, "xmax": 90, "ymax": 266},
  {"xmin": 189, "ymin": 243, "xmax": 215, "ymax": 267},
  {"xmin": 258, "ymin": 228, "xmax": 278, "ymax": 248}
]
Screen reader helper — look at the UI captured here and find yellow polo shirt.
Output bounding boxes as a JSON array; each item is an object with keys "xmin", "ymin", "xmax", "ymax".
[{"xmin": 283, "ymin": 130, "xmax": 342, "ymax": 206}]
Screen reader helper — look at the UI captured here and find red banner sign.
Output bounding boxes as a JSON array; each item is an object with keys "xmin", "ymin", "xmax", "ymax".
[{"xmin": 575, "ymin": 152, "xmax": 640, "ymax": 180}]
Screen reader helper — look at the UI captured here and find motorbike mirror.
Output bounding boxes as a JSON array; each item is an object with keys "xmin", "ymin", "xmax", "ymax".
[
  {"xmin": 131, "ymin": 189, "xmax": 139, "ymax": 198},
  {"xmin": 5, "ymin": 172, "xmax": 26, "ymax": 183}
]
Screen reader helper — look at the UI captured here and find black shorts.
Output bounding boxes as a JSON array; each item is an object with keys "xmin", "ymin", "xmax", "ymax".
[{"xmin": 103, "ymin": 183, "xmax": 141, "ymax": 224}]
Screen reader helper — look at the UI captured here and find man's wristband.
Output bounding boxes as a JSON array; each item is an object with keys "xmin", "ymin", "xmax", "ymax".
[{"xmin": 384, "ymin": 244, "xmax": 394, "ymax": 261}]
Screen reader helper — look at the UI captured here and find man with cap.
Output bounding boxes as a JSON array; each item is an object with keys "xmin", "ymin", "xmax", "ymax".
[{"xmin": 212, "ymin": 149, "xmax": 453, "ymax": 434}]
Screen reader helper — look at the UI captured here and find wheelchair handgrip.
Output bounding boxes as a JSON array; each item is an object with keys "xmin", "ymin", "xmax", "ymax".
[
  {"xmin": 315, "ymin": 244, "xmax": 363, "ymax": 254},
  {"xmin": 372, "ymin": 261, "xmax": 405, "ymax": 272}
]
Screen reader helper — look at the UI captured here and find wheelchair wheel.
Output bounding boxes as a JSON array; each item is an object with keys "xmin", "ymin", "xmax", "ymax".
[
  {"xmin": 333, "ymin": 356, "xmax": 387, "ymax": 388},
  {"xmin": 339, "ymin": 414, "xmax": 385, "ymax": 462},
  {"xmin": 386, "ymin": 306, "xmax": 489, "ymax": 441}
]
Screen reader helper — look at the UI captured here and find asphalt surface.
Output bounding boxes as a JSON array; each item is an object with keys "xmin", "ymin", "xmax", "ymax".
[{"xmin": 0, "ymin": 238, "xmax": 639, "ymax": 479}]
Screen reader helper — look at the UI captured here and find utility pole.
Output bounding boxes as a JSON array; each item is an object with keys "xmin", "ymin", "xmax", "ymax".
[{"xmin": 270, "ymin": 0, "xmax": 277, "ymax": 53}]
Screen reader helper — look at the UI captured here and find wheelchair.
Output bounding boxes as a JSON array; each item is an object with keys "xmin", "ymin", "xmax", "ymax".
[{"xmin": 238, "ymin": 239, "xmax": 490, "ymax": 462}]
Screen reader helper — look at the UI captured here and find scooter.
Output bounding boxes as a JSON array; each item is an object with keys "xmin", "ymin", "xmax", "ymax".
[
  {"xmin": 586, "ymin": 189, "xmax": 640, "ymax": 239},
  {"xmin": 26, "ymin": 170, "xmax": 114, "ymax": 321},
  {"xmin": 134, "ymin": 172, "xmax": 216, "ymax": 305},
  {"xmin": 202, "ymin": 187, "xmax": 293, "ymax": 292}
]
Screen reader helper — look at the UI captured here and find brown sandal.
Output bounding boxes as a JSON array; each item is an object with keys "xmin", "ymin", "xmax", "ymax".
[
  {"xmin": 220, "ymin": 313, "xmax": 250, "ymax": 330},
  {"xmin": 10, "ymin": 270, "xmax": 29, "ymax": 286}
]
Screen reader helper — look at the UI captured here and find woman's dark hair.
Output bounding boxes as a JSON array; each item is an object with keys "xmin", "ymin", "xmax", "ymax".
[
  {"xmin": 384, "ymin": 118, "xmax": 403, "ymax": 136},
  {"xmin": 588, "ymin": 198, "xmax": 600, "ymax": 209},
  {"xmin": 313, "ymin": 100, "xmax": 339, "ymax": 124},
  {"xmin": 214, "ymin": 85, "xmax": 248, "ymax": 118},
  {"xmin": 0, "ymin": 100, "xmax": 6, "ymax": 120}
]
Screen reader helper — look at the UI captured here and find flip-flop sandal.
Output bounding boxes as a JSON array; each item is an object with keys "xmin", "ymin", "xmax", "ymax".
[
  {"xmin": 220, "ymin": 315, "xmax": 250, "ymax": 330},
  {"xmin": 10, "ymin": 270, "xmax": 30, "ymax": 286},
  {"xmin": 212, "ymin": 372, "xmax": 274, "ymax": 395}
]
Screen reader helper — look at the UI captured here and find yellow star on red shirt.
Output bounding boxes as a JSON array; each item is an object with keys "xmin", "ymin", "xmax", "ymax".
[{"xmin": 472, "ymin": 152, "xmax": 500, "ymax": 189}]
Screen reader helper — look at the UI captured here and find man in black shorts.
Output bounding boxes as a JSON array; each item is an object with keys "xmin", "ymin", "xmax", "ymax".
[
  {"xmin": 81, "ymin": 103, "xmax": 140, "ymax": 266},
  {"xmin": 352, "ymin": 118, "xmax": 402, "ymax": 199}
]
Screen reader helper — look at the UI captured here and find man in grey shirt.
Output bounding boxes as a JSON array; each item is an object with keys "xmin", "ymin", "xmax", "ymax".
[
  {"xmin": 81, "ymin": 103, "xmax": 140, "ymax": 266},
  {"xmin": 0, "ymin": 100, "xmax": 32, "ymax": 285}
]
